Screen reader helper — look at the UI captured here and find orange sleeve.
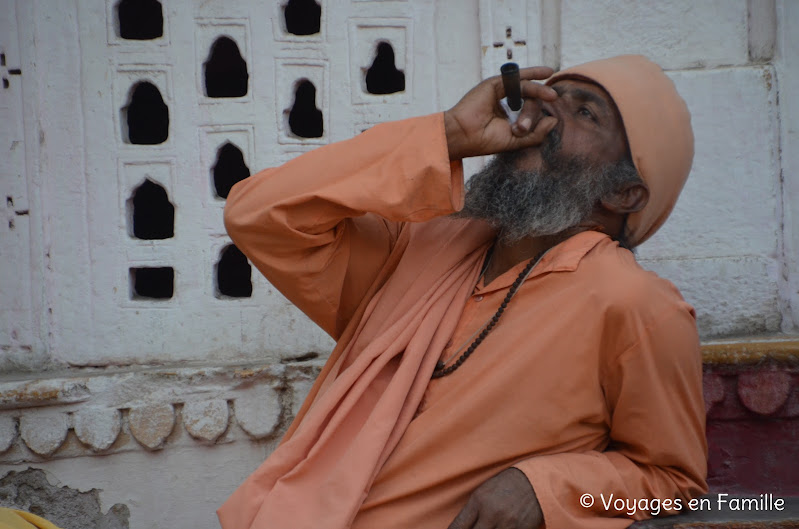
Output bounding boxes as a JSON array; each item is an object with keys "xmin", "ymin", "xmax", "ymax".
[
  {"xmin": 515, "ymin": 308, "xmax": 708, "ymax": 528},
  {"xmin": 224, "ymin": 113, "xmax": 464, "ymax": 339}
]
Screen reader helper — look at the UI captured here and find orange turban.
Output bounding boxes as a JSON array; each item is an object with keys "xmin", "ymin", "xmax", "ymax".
[{"xmin": 546, "ymin": 55, "xmax": 694, "ymax": 246}]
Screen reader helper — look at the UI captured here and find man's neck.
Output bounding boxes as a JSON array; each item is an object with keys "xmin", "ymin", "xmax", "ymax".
[{"xmin": 482, "ymin": 228, "xmax": 590, "ymax": 285}]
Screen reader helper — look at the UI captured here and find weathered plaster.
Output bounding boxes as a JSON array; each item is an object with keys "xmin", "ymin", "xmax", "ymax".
[{"xmin": 0, "ymin": 468, "xmax": 129, "ymax": 529}]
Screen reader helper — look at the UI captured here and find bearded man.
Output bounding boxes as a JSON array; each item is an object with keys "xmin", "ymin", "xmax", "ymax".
[{"xmin": 217, "ymin": 55, "xmax": 708, "ymax": 529}]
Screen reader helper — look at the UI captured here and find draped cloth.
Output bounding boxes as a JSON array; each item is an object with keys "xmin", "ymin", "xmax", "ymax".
[
  {"xmin": 218, "ymin": 54, "xmax": 700, "ymax": 529},
  {"xmin": 218, "ymin": 215, "xmax": 494, "ymax": 529},
  {"xmin": 0, "ymin": 509, "xmax": 63, "ymax": 529}
]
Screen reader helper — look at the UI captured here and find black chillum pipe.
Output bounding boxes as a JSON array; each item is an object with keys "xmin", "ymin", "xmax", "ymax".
[{"xmin": 500, "ymin": 62, "xmax": 522, "ymax": 111}]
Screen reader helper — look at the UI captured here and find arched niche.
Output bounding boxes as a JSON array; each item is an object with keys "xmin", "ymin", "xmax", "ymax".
[
  {"xmin": 288, "ymin": 80, "xmax": 323, "ymax": 138},
  {"xmin": 128, "ymin": 179, "xmax": 175, "ymax": 240},
  {"xmin": 212, "ymin": 143, "xmax": 250, "ymax": 199},
  {"xmin": 122, "ymin": 82, "xmax": 169, "ymax": 145},
  {"xmin": 117, "ymin": 0, "xmax": 164, "ymax": 40},
  {"xmin": 284, "ymin": 0, "xmax": 321, "ymax": 36},
  {"xmin": 216, "ymin": 244, "xmax": 252, "ymax": 298},
  {"xmin": 365, "ymin": 41, "xmax": 405, "ymax": 95},
  {"xmin": 204, "ymin": 36, "xmax": 249, "ymax": 98}
]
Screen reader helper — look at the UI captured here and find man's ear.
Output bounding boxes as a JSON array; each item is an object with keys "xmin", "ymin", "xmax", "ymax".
[{"xmin": 600, "ymin": 182, "xmax": 650, "ymax": 214}]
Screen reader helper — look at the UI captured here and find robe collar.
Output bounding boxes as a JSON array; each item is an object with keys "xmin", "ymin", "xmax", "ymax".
[{"xmin": 475, "ymin": 230, "xmax": 610, "ymax": 294}]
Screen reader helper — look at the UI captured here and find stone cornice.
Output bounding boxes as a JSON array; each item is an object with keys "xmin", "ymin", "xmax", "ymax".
[
  {"xmin": 2, "ymin": 338, "xmax": 798, "ymax": 462},
  {"xmin": 701, "ymin": 338, "xmax": 799, "ymax": 419},
  {"xmin": 0, "ymin": 362, "xmax": 320, "ymax": 463},
  {"xmin": 702, "ymin": 338, "xmax": 799, "ymax": 365}
]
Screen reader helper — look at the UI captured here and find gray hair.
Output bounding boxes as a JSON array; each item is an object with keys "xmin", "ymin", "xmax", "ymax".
[{"xmin": 456, "ymin": 148, "xmax": 642, "ymax": 248}]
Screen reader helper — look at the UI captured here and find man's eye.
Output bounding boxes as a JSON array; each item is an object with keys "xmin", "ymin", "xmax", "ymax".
[{"xmin": 578, "ymin": 107, "xmax": 595, "ymax": 120}]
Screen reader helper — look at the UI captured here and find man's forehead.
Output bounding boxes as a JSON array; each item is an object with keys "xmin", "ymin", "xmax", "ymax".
[{"xmin": 549, "ymin": 78, "xmax": 618, "ymax": 113}]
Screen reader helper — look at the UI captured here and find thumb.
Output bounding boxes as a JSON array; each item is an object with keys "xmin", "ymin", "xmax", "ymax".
[{"xmin": 509, "ymin": 116, "xmax": 557, "ymax": 150}]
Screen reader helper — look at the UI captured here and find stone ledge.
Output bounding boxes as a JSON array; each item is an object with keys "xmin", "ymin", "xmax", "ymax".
[
  {"xmin": 0, "ymin": 362, "xmax": 321, "ymax": 463},
  {"xmin": 702, "ymin": 338, "xmax": 799, "ymax": 365},
  {"xmin": 1, "ymin": 339, "xmax": 797, "ymax": 470},
  {"xmin": 700, "ymin": 338, "xmax": 799, "ymax": 420}
]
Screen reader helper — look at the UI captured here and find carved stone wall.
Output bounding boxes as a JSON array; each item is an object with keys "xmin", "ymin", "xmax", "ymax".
[
  {"xmin": 1, "ymin": 1, "xmax": 798, "ymax": 528},
  {"xmin": 1, "ymin": 0, "xmax": 481, "ymax": 527}
]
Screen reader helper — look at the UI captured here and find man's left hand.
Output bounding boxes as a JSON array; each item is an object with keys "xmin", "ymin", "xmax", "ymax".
[{"xmin": 447, "ymin": 468, "xmax": 544, "ymax": 529}]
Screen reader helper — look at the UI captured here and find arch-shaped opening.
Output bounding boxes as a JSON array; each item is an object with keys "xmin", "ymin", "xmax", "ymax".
[
  {"xmin": 117, "ymin": 0, "xmax": 163, "ymax": 40},
  {"xmin": 204, "ymin": 37, "xmax": 249, "ymax": 98},
  {"xmin": 288, "ymin": 80, "xmax": 323, "ymax": 138},
  {"xmin": 216, "ymin": 244, "xmax": 252, "ymax": 298},
  {"xmin": 130, "ymin": 267, "xmax": 174, "ymax": 299},
  {"xmin": 365, "ymin": 41, "xmax": 405, "ymax": 95},
  {"xmin": 122, "ymin": 82, "xmax": 169, "ymax": 144},
  {"xmin": 284, "ymin": 0, "xmax": 321, "ymax": 36},
  {"xmin": 213, "ymin": 143, "xmax": 250, "ymax": 199},
  {"xmin": 129, "ymin": 179, "xmax": 174, "ymax": 240}
]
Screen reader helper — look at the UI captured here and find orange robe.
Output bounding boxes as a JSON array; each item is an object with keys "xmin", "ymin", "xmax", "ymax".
[
  {"xmin": 0, "ymin": 509, "xmax": 63, "ymax": 529},
  {"xmin": 221, "ymin": 113, "xmax": 707, "ymax": 529}
]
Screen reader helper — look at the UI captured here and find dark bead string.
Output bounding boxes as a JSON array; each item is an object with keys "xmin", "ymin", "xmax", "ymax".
[{"xmin": 431, "ymin": 252, "xmax": 544, "ymax": 379}]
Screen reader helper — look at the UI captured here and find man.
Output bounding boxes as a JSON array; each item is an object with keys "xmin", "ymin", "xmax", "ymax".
[{"xmin": 217, "ymin": 55, "xmax": 707, "ymax": 529}]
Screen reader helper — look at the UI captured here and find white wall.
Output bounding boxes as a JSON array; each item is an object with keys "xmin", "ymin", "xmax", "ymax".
[
  {"xmin": 0, "ymin": 1, "xmax": 795, "ymax": 528},
  {"xmin": 775, "ymin": 0, "xmax": 799, "ymax": 336},
  {"xmin": 0, "ymin": 1, "xmax": 482, "ymax": 527}
]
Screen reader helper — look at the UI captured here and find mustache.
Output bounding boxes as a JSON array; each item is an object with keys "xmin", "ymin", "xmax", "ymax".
[
  {"xmin": 541, "ymin": 127, "xmax": 562, "ymax": 164},
  {"xmin": 493, "ymin": 126, "xmax": 563, "ymax": 173}
]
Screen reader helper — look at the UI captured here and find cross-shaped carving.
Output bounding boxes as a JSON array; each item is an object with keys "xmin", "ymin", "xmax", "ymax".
[
  {"xmin": 492, "ymin": 26, "xmax": 527, "ymax": 61},
  {"xmin": 1, "ymin": 52, "xmax": 22, "ymax": 90}
]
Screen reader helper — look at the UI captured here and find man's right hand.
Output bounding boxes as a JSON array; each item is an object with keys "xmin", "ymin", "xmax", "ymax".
[{"xmin": 443, "ymin": 66, "xmax": 559, "ymax": 161}]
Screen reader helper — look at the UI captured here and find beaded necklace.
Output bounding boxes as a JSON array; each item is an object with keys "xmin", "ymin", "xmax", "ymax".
[{"xmin": 431, "ymin": 248, "xmax": 548, "ymax": 379}]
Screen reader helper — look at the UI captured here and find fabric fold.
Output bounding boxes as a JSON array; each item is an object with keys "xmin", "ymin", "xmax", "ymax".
[{"xmin": 218, "ymin": 219, "xmax": 493, "ymax": 529}]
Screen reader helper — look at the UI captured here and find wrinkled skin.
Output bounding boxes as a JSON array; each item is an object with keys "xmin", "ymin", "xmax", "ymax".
[{"xmin": 447, "ymin": 468, "xmax": 544, "ymax": 529}]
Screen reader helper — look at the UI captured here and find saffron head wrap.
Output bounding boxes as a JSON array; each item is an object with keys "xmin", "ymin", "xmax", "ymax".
[{"xmin": 547, "ymin": 55, "xmax": 694, "ymax": 246}]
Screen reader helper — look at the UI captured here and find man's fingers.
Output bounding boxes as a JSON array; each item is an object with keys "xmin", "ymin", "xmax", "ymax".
[
  {"xmin": 447, "ymin": 64, "xmax": 558, "ymax": 158},
  {"xmin": 511, "ymin": 116, "xmax": 557, "ymax": 148},
  {"xmin": 512, "ymin": 97, "xmax": 542, "ymax": 136},
  {"xmin": 529, "ymin": 115, "xmax": 558, "ymax": 142},
  {"xmin": 521, "ymin": 80, "xmax": 558, "ymax": 101},
  {"xmin": 447, "ymin": 500, "xmax": 479, "ymax": 529},
  {"xmin": 519, "ymin": 66, "xmax": 555, "ymax": 80}
]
